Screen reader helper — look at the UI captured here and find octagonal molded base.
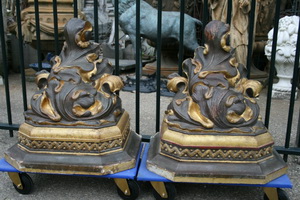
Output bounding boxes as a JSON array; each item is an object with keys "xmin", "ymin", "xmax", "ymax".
[
  {"xmin": 5, "ymin": 130, "xmax": 141, "ymax": 175},
  {"xmin": 147, "ymin": 133, "xmax": 287, "ymax": 184},
  {"xmin": 5, "ymin": 112, "xmax": 141, "ymax": 175}
]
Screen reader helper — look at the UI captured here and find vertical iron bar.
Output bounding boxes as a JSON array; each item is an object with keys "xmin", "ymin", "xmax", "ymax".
[
  {"xmin": 265, "ymin": 0, "xmax": 281, "ymax": 128},
  {"xmin": 283, "ymin": 17, "xmax": 300, "ymax": 162},
  {"xmin": 156, "ymin": 0, "xmax": 162, "ymax": 132},
  {"xmin": 245, "ymin": 0, "xmax": 256, "ymax": 78},
  {"xmin": 297, "ymin": 109, "xmax": 300, "ymax": 147},
  {"xmin": 114, "ymin": 0, "xmax": 119, "ymax": 75},
  {"xmin": 178, "ymin": 0, "xmax": 185, "ymax": 76},
  {"xmin": 53, "ymin": 0, "xmax": 59, "ymax": 55},
  {"xmin": 73, "ymin": 0, "xmax": 78, "ymax": 18},
  {"xmin": 16, "ymin": 0, "xmax": 28, "ymax": 111},
  {"xmin": 226, "ymin": 0, "xmax": 232, "ymax": 25},
  {"xmin": 34, "ymin": 0, "xmax": 42, "ymax": 71},
  {"xmin": 135, "ymin": 0, "xmax": 141, "ymax": 134},
  {"xmin": 0, "ymin": 2, "xmax": 13, "ymax": 136},
  {"xmin": 94, "ymin": 0, "xmax": 99, "ymax": 43},
  {"xmin": 201, "ymin": 0, "xmax": 209, "ymax": 45}
]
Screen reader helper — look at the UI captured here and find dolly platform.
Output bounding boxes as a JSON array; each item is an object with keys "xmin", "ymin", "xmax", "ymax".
[
  {"xmin": 0, "ymin": 143, "xmax": 144, "ymax": 200},
  {"xmin": 137, "ymin": 143, "xmax": 293, "ymax": 200}
]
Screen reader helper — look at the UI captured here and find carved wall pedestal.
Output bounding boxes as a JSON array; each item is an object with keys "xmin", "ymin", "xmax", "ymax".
[
  {"xmin": 5, "ymin": 19, "xmax": 141, "ymax": 175},
  {"xmin": 147, "ymin": 21, "xmax": 287, "ymax": 184}
]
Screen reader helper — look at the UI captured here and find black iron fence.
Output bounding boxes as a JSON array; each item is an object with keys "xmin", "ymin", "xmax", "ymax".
[{"xmin": 0, "ymin": 0, "xmax": 299, "ymax": 161}]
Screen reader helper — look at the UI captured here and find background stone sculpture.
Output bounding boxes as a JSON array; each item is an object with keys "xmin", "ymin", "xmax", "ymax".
[
  {"xmin": 118, "ymin": 0, "xmax": 202, "ymax": 52},
  {"xmin": 265, "ymin": 15, "xmax": 299, "ymax": 99},
  {"xmin": 209, "ymin": 0, "xmax": 228, "ymax": 23},
  {"xmin": 255, "ymin": 0, "xmax": 276, "ymax": 41},
  {"xmin": 209, "ymin": 0, "xmax": 259, "ymax": 66},
  {"xmin": 83, "ymin": 0, "xmax": 112, "ymax": 43},
  {"xmin": 209, "ymin": 0, "xmax": 269, "ymax": 79}
]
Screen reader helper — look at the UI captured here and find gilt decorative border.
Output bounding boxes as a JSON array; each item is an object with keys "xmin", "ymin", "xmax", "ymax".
[
  {"xmin": 160, "ymin": 141, "xmax": 273, "ymax": 162},
  {"xmin": 18, "ymin": 123, "xmax": 130, "ymax": 155}
]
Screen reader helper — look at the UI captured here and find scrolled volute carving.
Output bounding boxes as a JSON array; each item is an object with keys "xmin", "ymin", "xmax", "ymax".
[
  {"xmin": 165, "ymin": 20, "xmax": 264, "ymax": 133},
  {"xmin": 25, "ymin": 18, "xmax": 124, "ymax": 127}
]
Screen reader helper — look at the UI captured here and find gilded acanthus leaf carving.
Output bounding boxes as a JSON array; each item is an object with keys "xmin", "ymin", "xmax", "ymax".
[
  {"xmin": 25, "ymin": 19, "xmax": 124, "ymax": 127},
  {"xmin": 165, "ymin": 20, "xmax": 264, "ymax": 133}
]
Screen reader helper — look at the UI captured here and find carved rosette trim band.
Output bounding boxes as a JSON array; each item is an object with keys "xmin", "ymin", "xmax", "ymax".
[
  {"xmin": 160, "ymin": 141, "xmax": 273, "ymax": 162},
  {"xmin": 18, "ymin": 122, "xmax": 131, "ymax": 155}
]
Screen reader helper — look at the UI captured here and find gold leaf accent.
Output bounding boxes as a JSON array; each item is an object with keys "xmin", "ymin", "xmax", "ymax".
[
  {"xmin": 94, "ymin": 74, "xmax": 124, "ymax": 98},
  {"xmin": 199, "ymin": 71, "xmax": 210, "ymax": 78},
  {"xmin": 79, "ymin": 62, "xmax": 98, "ymax": 83},
  {"xmin": 226, "ymin": 103, "xmax": 253, "ymax": 123},
  {"xmin": 165, "ymin": 109, "xmax": 174, "ymax": 115},
  {"xmin": 204, "ymin": 87, "xmax": 214, "ymax": 99},
  {"xmin": 220, "ymin": 31, "xmax": 231, "ymax": 52},
  {"xmin": 227, "ymin": 68, "xmax": 240, "ymax": 87},
  {"xmin": 75, "ymin": 21, "xmax": 92, "ymax": 48},
  {"xmin": 229, "ymin": 58, "xmax": 238, "ymax": 67},
  {"xmin": 72, "ymin": 100, "xmax": 102, "ymax": 117},
  {"xmin": 235, "ymin": 78, "xmax": 262, "ymax": 98},
  {"xmin": 40, "ymin": 92, "xmax": 61, "ymax": 121},
  {"xmin": 192, "ymin": 59, "xmax": 202, "ymax": 74},
  {"xmin": 160, "ymin": 142, "xmax": 273, "ymax": 161},
  {"xmin": 175, "ymin": 98, "xmax": 186, "ymax": 105},
  {"xmin": 86, "ymin": 53, "xmax": 99, "ymax": 63},
  {"xmin": 167, "ymin": 77, "xmax": 188, "ymax": 93},
  {"xmin": 52, "ymin": 56, "xmax": 62, "ymax": 73},
  {"xmin": 54, "ymin": 80, "xmax": 65, "ymax": 93},
  {"xmin": 225, "ymin": 95, "xmax": 236, "ymax": 107},
  {"xmin": 71, "ymin": 90, "xmax": 86, "ymax": 100},
  {"xmin": 187, "ymin": 97, "xmax": 214, "ymax": 128},
  {"xmin": 33, "ymin": 94, "xmax": 42, "ymax": 100},
  {"xmin": 203, "ymin": 44, "xmax": 209, "ymax": 55},
  {"xmin": 35, "ymin": 72, "xmax": 49, "ymax": 89},
  {"xmin": 19, "ymin": 134, "xmax": 123, "ymax": 154}
]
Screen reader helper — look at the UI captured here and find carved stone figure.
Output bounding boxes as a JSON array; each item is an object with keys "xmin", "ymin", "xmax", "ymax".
[
  {"xmin": 209, "ymin": 0, "xmax": 228, "ymax": 23},
  {"xmin": 83, "ymin": 0, "xmax": 112, "ymax": 43},
  {"xmin": 9, "ymin": 0, "xmax": 84, "ymax": 55},
  {"xmin": 147, "ymin": 20, "xmax": 287, "ymax": 184},
  {"xmin": 265, "ymin": 15, "xmax": 299, "ymax": 99},
  {"xmin": 231, "ymin": 0, "xmax": 253, "ymax": 66},
  {"xmin": 5, "ymin": 18, "xmax": 141, "ymax": 175},
  {"xmin": 209, "ymin": 0, "xmax": 269, "ymax": 78},
  {"xmin": 147, "ymin": 0, "xmax": 196, "ymax": 15},
  {"xmin": 255, "ymin": 0, "xmax": 276, "ymax": 40},
  {"xmin": 209, "ymin": 0, "xmax": 258, "ymax": 66},
  {"xmin": 18, "ymin": 0, "xmax": 78, "ymax": 43},
  {"xmin": 118, "ymin": 0, "xmax": 202, "ymax": 52}
]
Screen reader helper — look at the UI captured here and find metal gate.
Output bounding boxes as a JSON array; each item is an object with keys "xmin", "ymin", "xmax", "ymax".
[{"xmin": 0, "ymin": 0, "xmax": 299, "ymax": 162}]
